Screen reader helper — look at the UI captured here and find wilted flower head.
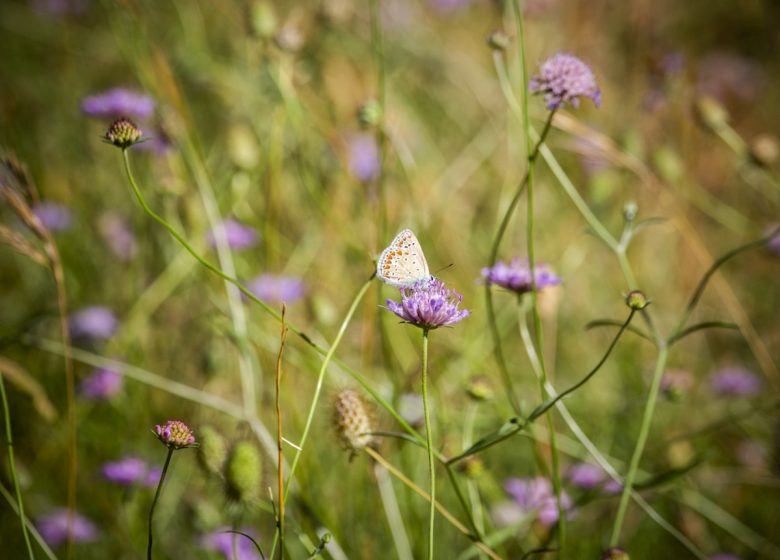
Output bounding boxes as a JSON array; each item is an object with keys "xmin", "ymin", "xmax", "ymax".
[
  {"xmin": 82, "ymin": 88, "xmax": 155, "ymax": 120},
  {"xmin": 385, "ymin": 278, "xmax": 470, "ymax": 330},
  {"xmin": 79, "ymin": 367, "xmax": 123, "ymax": 399},
  {"xmin": 347, "ymin": 134, "xmax": 380, "ymax": 182},
  {"xmin": 245, "ymin": 274, "xmax": 306, "ymax": 304},
  {"xmin": 481, "ymin": 258, "xmax": 561, "ymax": 295},
  {"xmin": 154, "ymin": 420, "xmax": 197, "ymax": 449},
  {"xmin": 529, "ymin": 53, "xmax": 601, "ymax": 110},
  {"xmin": 710, "ymin": 367, "xmax": 762, "ymax": 397},
  {"xmin": 504, "ymin": 477, "xmax": 573, "ymax": 526},
  {"xmin": 32, "ymin": 202, "xmax": 72, "ymax": 232},
  {"xmin": 201, "ymin": 527, "xmax": 262, "ymax": 560},
  {"xmin": 101, "ymin": 456, "xmax": 156, "ymax": 486},
  {"xmin": 206, "ymin": 219, "xmax": 259, "ymax": 251},
  {"xmin": 37, "ymin": 509, "xmax": 98, "ymax": 547},
  {"xmin": 103, "ymin": 118, "xmax": 143, "ymax": 149},
  {"xmin": 69, "ymin": 306, "xmax": 119, "ymax": 340},
  {"xmin": 98, "ymin": 212, "xmax": 137, "ymax": 262},
  {"xmin": 566, "ymin": 463, "xmax": 605, "ymax": 490},
  {"xmin": 333, "ymin": 389, "xmax": 375, "ymax": 455}
]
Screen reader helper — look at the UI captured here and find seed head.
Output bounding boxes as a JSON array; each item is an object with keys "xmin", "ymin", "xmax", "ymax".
[
  {"xmin": 225, "ymin": 441, "xmax": 262, "ymax": 501},
  {"xmin": 104, "ymin": 117, "xmax": 143, "ymax": 149},
  {"xmin": 333, "ymin": 389, "xmax": 374, "ymax": 456},
  {"xmin": 197, "ymin": 425, "xmax": 228, "ymax": 475},
  {"xmin": 153, "ymin": 420, "xmax": 197, "ymax": 450}
]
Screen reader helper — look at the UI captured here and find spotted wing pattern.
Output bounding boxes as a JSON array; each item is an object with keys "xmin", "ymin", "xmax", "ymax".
[{"xmin": 376, "ymin": 229, "xmax": 431, "ymax": 287}]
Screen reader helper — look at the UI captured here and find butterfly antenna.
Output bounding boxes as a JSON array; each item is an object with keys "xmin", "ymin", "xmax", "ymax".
[{"xmin": 433, "ymin": 263, "xmax": 454, "ymax": 275}]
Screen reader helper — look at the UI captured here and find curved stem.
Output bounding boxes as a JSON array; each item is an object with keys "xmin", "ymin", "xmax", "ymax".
[
  {"xmin": 421, "ymin": 328, "xmax": 435, "ymax": 560},
  {"xmin": 147, "ymin": 448, "xmax": 174, "ymax": 560}
]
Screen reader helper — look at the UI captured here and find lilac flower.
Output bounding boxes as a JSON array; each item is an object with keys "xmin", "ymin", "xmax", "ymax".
[
  {"xmin": 101, "ymin": 457, "xmax": 151, "ymax": 485},
  {"xmin": 98, "ymin": 212, "xmax": 137, "ymax": 262},
  {"xmin": 206, "ymin": 219, "xmax": 260, "ymax": 251},
  {"xmin": 245, "ymin": 274, "xmax": 306, "ymax": 304},
  {"xmin": 529, "ymin": 53, "xmax": 601, "ymax": 110},
  {"xmin": 81, "ymin": 88, "xmax": 155, "ymax": 120},
  {"xmin": 37, "ymin": 509, "xmax": 98, "ymax": 547},
  {"xmin": 32, "ymin": 202, "xmax": 72, "ymax": 232},
  {"xmin": 504, "ymin": 477, "xmax": 573, "ymax": 527},
  {"xmin": 490, "ymin": 501, "xmax": 525, "ymax": 528},
  {"xmin": 481, "ymin": 258, "xmax": 561, "ymax": 295},
  {"xmin": 566, "ymin": 463, "xmax": 605, "ymax": 490},
  {"xmin": 154, "ymin": 420, "xmax": 196, "ymax": 449},
  {"xmin": 79, "ymin": 367, "xmax": 123, "ymax": 399},
  {"xmin": 603, "ymin": 479, "xmax": 623, "ymax": 495},
  {"xmin": 710, "ymin": 367, "xmax": 762, "ymax": 397},
  {"xmin": 347, "ymin": 134, "xmax": 380, "ymax": 182},
  {"xmin": 145, "ymin": 467, "xmax": 163, "ymax": 486},
  {"xmin": 385, "ymin": 278, "xmax": 470, "ymax": 330},
  {"xmin": 201, "ymin": 527, "xmax": 261, "ymax": 560},
  {"xmin": 69, "ymin": 306, "xmax": 119, "ymax": 340}
]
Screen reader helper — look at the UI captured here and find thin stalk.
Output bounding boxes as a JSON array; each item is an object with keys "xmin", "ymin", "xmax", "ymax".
[
  {"xmin": 275, "ymin": 306, "xmax": 289, "ymax": 559},
  {"xmin": 0, "ymin": 371, "xmax": 35, "ymax": 560},
  {"xmin": 374, "ymin": 462, "xmax": 414, "ymax": 560},
  {"xmin": 421, "ymin": 328, "xmax": 435, "ymax": 560},
  {"xmin": 147, "ymin": 448, "xmax": 174, "ymax": 560},
  {"xmin": 609, "ymin": 344, "xmax": 669, "ymax": 546},
  {"xmin": 369, "ymin": 0, "xmax": 387, "ymax": 241}
]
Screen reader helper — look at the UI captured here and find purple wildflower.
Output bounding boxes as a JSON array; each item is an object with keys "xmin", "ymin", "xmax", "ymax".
[
  {"xmin": 529, "ymin": 53, "xmax": 601, "ymax": 110},
  {"xmin": 32, "ymin": 202, "xmax": 72, "ymax": 232},
  {"xmin": 81, "ymin": 88, "xmax": 155, "ymax": 120},
  {"xmin": 566, "ymin": 463, "xmax": 605, "ymax": 490},
  {"xmin": 766, "ymin": 225, "xmax": 780, "ymax": 256},
  {"xmin": 145, "ymin": 467, "xmax": 163, "ymax": 487},
  {"xmin": 101, "ymin": 457, "xmax": 150, "ymax": 485},
  {"xmin": 603, "ymin": 479, "xmax": 623, "ymax": 495},
  {"xmin": 69, "ymin": 306, "xmax": 119, "ymax": 340},
  {"xmin": 98, "ymin": 212, "xmax": 137, "ymax": 262},
  {"xmin": 37, "ymin": 509, "xmax": 98, "ymax": 547},
  {"xmin": 245, "ymin": 274, "xmax": 306, "ymax": 304},
  {"xmin": 490, "ymin": 501, "xmax": 525, "ymax": 528},
  {"xmin": 79, "ymin": 367, "xmax": 123, "ymax": 399},
  {"xmin": 154, "ymin": 420, "xmax": 196, "ymax": 449},
  {"xmin": 385, "ymin": 278, "xmax": 470, "ymax": 330},
  {"xmin": 347, "ymin": 134, "xmax": 380, "ymax": 182},
  {"xmin": 505, "ymin": 477, "xmax": 573, "ymax": 526},
  {"xmin": 481, "ymin": 258, "xmax": 561, "ymax": 295},
  {"xmin": 206, "ymin": 219, "xmax": 260, "ymax": 251},
  {"xmin": 710, "ymin": 367, "xmax": 762, "ymax": 397},
  {"xmin": 201, "ymin": 527, "xmax": 261, "ymax": 560}
]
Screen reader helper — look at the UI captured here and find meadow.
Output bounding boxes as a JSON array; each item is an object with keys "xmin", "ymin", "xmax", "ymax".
[{"xmin": 1, "ymin": 1, "xmax": 779, "ymax": 559}]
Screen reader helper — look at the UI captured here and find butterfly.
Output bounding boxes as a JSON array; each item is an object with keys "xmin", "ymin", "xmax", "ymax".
[{"xmin": 376, "ymin": 229, "xmax": 432, "ymax": 287}]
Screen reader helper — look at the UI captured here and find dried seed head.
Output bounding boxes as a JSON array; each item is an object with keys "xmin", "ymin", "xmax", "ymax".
[
  {"xmin": 225, "ymin": 441, "xmax": 262, "ymax": 501},
  {"xmin": 104, "ymin": 117, "xmax": 143, "ymax": 149},
  {"xmin": 333, "ymin": 390, "xmax": 374, "ymax": 456}
]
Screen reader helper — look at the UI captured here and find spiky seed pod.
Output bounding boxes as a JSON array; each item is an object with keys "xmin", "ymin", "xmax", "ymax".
[
  {"xmin": 197, "ymin": 425, "xmax": 228, "ymax": 475},
  {"xmin": 225, "ymin": 441, "xmax": 262, "ymax": 502},
  {"xmin": 333, "ymin": 390, "xmax": 374, "ymax": 456}
]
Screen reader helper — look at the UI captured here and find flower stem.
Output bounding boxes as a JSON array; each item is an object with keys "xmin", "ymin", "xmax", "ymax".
[
  {"xmin": 0, "ymin": 371, "xmax": 35, "ymax": 560},
  {"xmin": 147, "ymin": 447, "xmax": 174, "ymax": 560},
  {"xmin": 421, "ymin": 328, "xmax": 435, "ymax": 560}
]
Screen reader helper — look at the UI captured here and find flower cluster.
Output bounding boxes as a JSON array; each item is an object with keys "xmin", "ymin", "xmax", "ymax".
[
  {"xmin": 79, "ymin": 367, "xmax": 123, "ymax": 400},
  {"xmin": 481, "ymin": 258, "xmax": 561, "ymax": 295},
  {"xmin": 37, "ymin": 509, "xmax": 98, "ymax": 547},
  {"xmin": 385, "ymin": 278, "xmax": 470, "ymax": 330},
  {"xmin": 504, "ymin": 477, "xmax": 573, "ymax": 527},
  {"xmin": 104, "ymin": 117, "xmax": 143, "ymax": 149},
  {"xmin": 245, "ymin": 274, "xmax": 306, "ymax": 304},
  {"xmin": 710, "ymin": 367, "xmax": 761, "ymax": 396},
  {"xmin": 153, "ymin": 420, "xmax": 197, "ymax": 449},
  {"xmin": 69, "ymin": 306, "xmax": 119, "ymax": 340},
  {"xmin": 82, "ymin": 88, "xmax": 155, "ymax": 120},
  {"xmin": 529, "ymin": 53, "xmax": 601, "ymax": 110},
  {"xmin": 206, "ymin": 218, "xmax": 260, "ymax": 251},
  {"xmin": 101, "ymin": 456, "xmax": 160, "ymax": 486}
]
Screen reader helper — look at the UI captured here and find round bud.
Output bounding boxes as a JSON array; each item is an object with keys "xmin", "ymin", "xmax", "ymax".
[
  {"xmin": 487, "ymin": 30, "xmax": 510, "ymax": 51},
  {"xmin": 104, "ymin": 118, "xmax": 143, "ymax": 149},
  {"xmin": 357, "ymin": 99, "xmax": 382, "ymax": 129},
  {"xmin": 225, "ymin": 441, "xmax": 262, "ymax": 501},
  {"xmin": 197, "ymin": 425, "xmax": 228, "ymax": 475},
  {"xmin": 625, "ymin": 290, "xmax": 650, "ymax": 311}
]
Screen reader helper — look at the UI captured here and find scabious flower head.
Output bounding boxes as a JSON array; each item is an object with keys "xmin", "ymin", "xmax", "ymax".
[
  {"xmin": 504, "ymin": 477, "xmax": 573, "ymax": 526},
  {"xmin": 69, "ymin": 306, "xmax": 119, "ymax": 340},
  {"xmin": 225, "ymin": 441, "xmax": 263, "ymax": 501},
  {"xmin": 154, "ymin": 420, "xmax": 197, "ymax": 449},
  {"xmin": 386, "ymin": 277, "xmax": 470, "ymax": 330},
  {"xmin": 710, "ymin": 367, "xmax": 761, "ymax": 397},
  {"xmin": 79, "ymin": 367, "xmax": 123, "ymax": 399},
  {"xmin": 566, "ymin": 463, "xmax": 605, "ymax": 490},
  {"xmin": 201, "ymin": 527, "xmax": 262, "ymax": 560},
  {"xmin": 206, "ymin": 219, "xmax": 260, "ymax": 251},
  {"xmin": 347, "ymin": 134, "xmax": 380, "ymax": 182},
  {"xmin": 245, "ymin": 274, "xmax": 306, "ymax": 304},
  {"xmin": 37, "ymin": 509, "xmax": 99, "ymax": 547},
  {"xmin": 32, "ymin": 202, "xmax": 72, "ymax": 232},
  {"xmin": 529, "ymin": 53, "xmax": 601, "ymax": 110},
  {"xmin": 101, "ymin": 456, "xmax": 154, "ymax": 486},
  {"xmin": 103, "ymin": 118, "xmax": 143, "ymax": 149},
  {"xmin": 82, "ymin": 88, "xmax": 155, "ymax": 120},
  {"xmin": 481, "ymin": 258, "xmax": 561, "ymax": 295},
  {"xmin": 333, "ymin": 389, "xmax": 375, "ymax": 455}
]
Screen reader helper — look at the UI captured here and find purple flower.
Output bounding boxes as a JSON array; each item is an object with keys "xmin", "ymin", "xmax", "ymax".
[
  {"xmin": 385, "ymin": 278, "xmax": 470, "ymax": 330},
  {"xmin": 660, "ymin": 369, "xmax": 694, "ymax": 399},
  {"xmin": 603, "ymin": 479, "xmax": 623, "ymax": 495},
  {"xmin": 766, "ymin": 225, "xmax": 780, "ymax": 256},
  {"xmin": 206, "ymin": 219, "xmax": 260, "ymax": 251},
  {"xmin": 566, "ymin": 463, "xmax": 605, "ymax": 490},
  {"xmin": 37, "ymin": 509, "xmax": 98, "ymax": 547},
  {"xmin": 145, "ymin": 467, "xmax": 163, "ymax": 486},
  {"xmin": 245, "ymin": 274, "xmax": 306, "ymax": 304},
  {"xmin": 710, "ymin": 367, "xmax": 762, "ymax": 397},
  {"xmin": 69, "ymin": 306, "xmax": 119, "ymax": 340},
  {"xmin": 133, "ymin": 127, "xmax": 173, "ymax": 155},
  {"xmin": 101, "ymin": 457, "xmax": 151, "ymax": 485},
  {"xmin": 98, "ymin": 212, "xmax": 137, "ymax": 262},
  {"xmin": 32, "ymin": 202, "xmax": 72, "ymax": 232},
  {"xmin": 201, "ymin": 527, "xmax": 261, "ymax": 560},
  {"xmin": 81, "ymin": 88, "xmax": 155, "ymax": 120},
  {"xmin": 529, "ymin": 53, "xmax": 601, "ymax": 110},
  {"xmin": 154, "ymin": 420, "xmax": 196, "ymax": 449},
  {"xmin": 347, "ymin": 134, "xmax": 380, "ymax": 182},
  {"xmin": 504, "ymin": 477, "xmax": 573, "ymax": 526},
  {"xmin": 79, "ymin": 367, "xmax": 123, "ymax": 399},
  {"xmin": 481, "ymin": 258, "xmax": 561, "ymax": 295}
]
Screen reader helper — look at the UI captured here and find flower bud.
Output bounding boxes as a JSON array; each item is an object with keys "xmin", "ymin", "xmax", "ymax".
[
  {"xmin": 153, "ymin": 420, "xmax": 197, "ymax": 450},
  {"xmin": 625, "ymin": 290, "xmax": 650, "ymax": 311},
  {"xmin": 225, "ymin": 441, "xmax": 262, "ymax": 501},
  {"xmin": 601, "ymin": 548, "xmax": 629, "ymax": 560},
  {"xmin": 197, "ymin": 425, "xmax": 228, "ymax": 475},
  {"xmin": 104, "ymin": 118, "xmax": 143, "ymax": 149},
  {"xmin": 333, "ymin": 390, "xmax": 374, "ymax": 456},
  {"xmin": 357, "ymin": 99, "xmax": 382, "ymax": 129},
  {"xmin": 486, "ymin": 30, "xmax": 510, "ymax": 51},
  {"xmin": 623, "ymin": 201, "xmax": 638, "ymax": 223},
  {"xmin": 750, "ymin": 133, "xmax": 779, "ymax": 168},
  {"xmin": 466, "ymin": 377, "xmax": 493, "ymax": 401},
  {"xmin": 695, "ymin": 96, "xmax": 729, "ymax": 131}
]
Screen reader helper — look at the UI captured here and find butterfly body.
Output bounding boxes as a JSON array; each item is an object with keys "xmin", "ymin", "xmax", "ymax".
[{"xmin": 376, "ymin": 229, "xmax": 432, "ymax": 287}]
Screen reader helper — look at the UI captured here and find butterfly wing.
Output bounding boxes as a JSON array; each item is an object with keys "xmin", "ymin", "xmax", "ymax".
[{"xmin": 376, "ymin": 229, "xmax": 431, "ymax": 287}]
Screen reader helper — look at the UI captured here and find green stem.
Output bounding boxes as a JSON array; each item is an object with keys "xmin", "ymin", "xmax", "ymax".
[
  {"xmin": 147, "ymin": 448, "xmax": 174, "ymax": 560},
  {"xmin": 609, "ymin": 344, "xmax": 669, "ymax": 546},
  {"xmin": 0, "ymin": 372, "xmax": 35, "ymax": 560},
  {"xmin": 369, "ymin": 0, "xmax": 387, "ymax": 241},
  {"xmin": 421, "ymin": 328, "xmax": 435, "ymax": 560}
]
